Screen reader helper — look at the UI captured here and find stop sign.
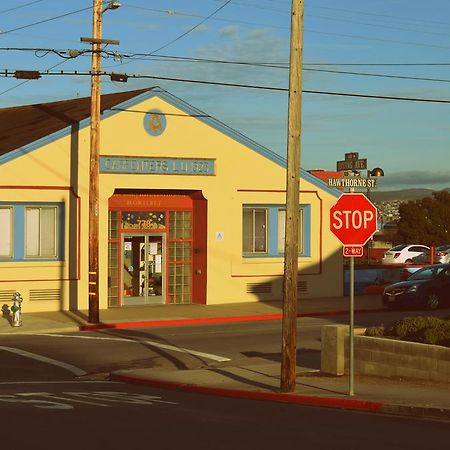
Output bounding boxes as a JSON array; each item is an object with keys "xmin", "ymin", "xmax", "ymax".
[{"xmin": 330, "ymin": 193, "xmax": 377, "ymax": 246}]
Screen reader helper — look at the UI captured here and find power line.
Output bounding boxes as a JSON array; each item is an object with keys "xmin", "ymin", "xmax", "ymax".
[
  {"xmin": 105, "ymin": 1, "xmax": 232, "ymax": 70},
  {"xmin": 0, "ymin": 0, "xmax": 45, "ymax": 15},
  {"xmin": 0, "ymin": 4, "xmax": 93, "ymax": 36},
  {"xmin": 0, "ymin": 59, "xmax": 68, "ymax": 96},
  {"xmin": 123, "ymin": 3, "xmax": 450, "ymax": 53},
  {"xmin": 304, "ymin": 28, "xmax": 450, "ymax": 52},
  {"xmin": 149, "ymin": 1, "xmax": 232, "ymax": 55},
  {"xmin": 7, "ymin": 47, "xmax": 450, "ymax": 79},
  {"xmin": 309, "ymin": 3, "xmax": 450, "ymax": 29},
  {"xmin": 303, "ymin": 67, "xmax": 450, "ymax": 84},
  {"xmin": 3, "ymin": 69, "xmax": 450, "ymax": 104}
]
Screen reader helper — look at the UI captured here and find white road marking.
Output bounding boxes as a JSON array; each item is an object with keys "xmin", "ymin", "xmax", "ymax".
[
  {"xmin": 0, "ymin": 394, "xmax": 74, "ymax": 410},
  {"xmin": 0, "ymin": 391, "xmax": 179, "ymax": 410},
  {"xmin": 0, "ymin": 346, "xmax": 86, "ymax": 376},
  {"xmin": 17, "ymin": 392, "xmax": 108, "ymax": 407},
  {"xmin": 34, "ymin": 333, "xmax": 231, "ymax": 362},
  {"xmin": 0, "ymin": 380, "xmax": 118, "ymax": 385}
]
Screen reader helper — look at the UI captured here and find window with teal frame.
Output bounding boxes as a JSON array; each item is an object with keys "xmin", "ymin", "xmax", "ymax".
[
  {"xmin": 242, "ymin": 204, "xmax": 311, "ymax": 258},
  {"xmin": 0, "ymin": 202, "xmax": 64, "ymax": 261}
]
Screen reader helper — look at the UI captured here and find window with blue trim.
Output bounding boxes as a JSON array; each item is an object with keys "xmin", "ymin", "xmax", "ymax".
[
  {"xmin": 243, "ymin": 205, "xmax": 310, "ymax": 257},
  {"xmin": 243, "ymin": 208, "xmax": 267, "ymax": 254},
  {"xmin": 277, "ymin": 208, "xmax": 304, "ymax": 254},
  {"xmin": 0, "ymin": 207, "xmax": 12, "ymax": 258},
  {"xmin": 0, "ymin": 203, "xmax": 64, "ymax": 261}
]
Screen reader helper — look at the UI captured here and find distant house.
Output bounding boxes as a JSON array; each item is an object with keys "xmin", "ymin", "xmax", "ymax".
[
  {"xmin": 0, "ymin": 87, "xmax": 343, "ymax": 313},
  {"xmin": 307, "ymin": 170, "xmax": 345, "ymax": 190}
]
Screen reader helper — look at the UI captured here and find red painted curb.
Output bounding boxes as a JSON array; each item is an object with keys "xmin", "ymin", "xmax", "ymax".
[
  {"xmin": 79, "ymin": 308, "xmax": 386, "ymax": 331},
  {"xmin": 111, "ymin": 373, "xmax": 383, "ymax": 413}
]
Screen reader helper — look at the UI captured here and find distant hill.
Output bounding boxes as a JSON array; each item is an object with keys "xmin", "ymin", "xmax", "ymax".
[{"xmin": 371, "ymin": 188, "xmax": 450, "ymax": 202}]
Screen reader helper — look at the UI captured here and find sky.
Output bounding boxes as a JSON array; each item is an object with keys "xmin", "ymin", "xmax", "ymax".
[{"xmin": 1, "ymin": 0, "xmax": 450, "ymax": 191}]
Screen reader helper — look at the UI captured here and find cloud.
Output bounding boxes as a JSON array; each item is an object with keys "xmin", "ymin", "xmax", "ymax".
[
  {"xmin": 379, "ymin": 170, "xmax": 450, "ymax": 190},
  {"xmin": 219, "ymin": 26, "xmax": 240, "ymax": 38}
]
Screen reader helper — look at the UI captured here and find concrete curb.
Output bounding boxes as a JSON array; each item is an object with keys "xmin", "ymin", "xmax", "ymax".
[
  {"xmin": 110, "ymin": 371, "xmax": 383, "ymax": 413},
  {"xmin": 111, "ymin": 372, "xmax": 450, "ymax": 421},
  {"xmin": 79, "ymin": 308, "xmax": 387, "ymax": 332}
]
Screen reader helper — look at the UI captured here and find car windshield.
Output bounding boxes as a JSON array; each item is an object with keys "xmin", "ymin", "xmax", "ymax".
[{"xmin": 408, "ymin": 266, "xmax": 447, "ymax": 281}]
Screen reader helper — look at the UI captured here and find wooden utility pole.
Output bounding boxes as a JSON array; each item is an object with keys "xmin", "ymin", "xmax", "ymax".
[
  {"xmin": 88, "ymin": 0, "xmax": 102, "ymax": 323},
  {"xmin": 280, "ymin": 0, "xmax": 304, "ymax": 393}
]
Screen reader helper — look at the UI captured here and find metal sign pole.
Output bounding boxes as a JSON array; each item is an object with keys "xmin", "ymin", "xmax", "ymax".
[
  {"xmin": 349, "ymin": 254, "xmax": 354, "ymax": 396},
  {"xmin": 349, "ymin": 184, "xmax": 355, "ymax": 397}
]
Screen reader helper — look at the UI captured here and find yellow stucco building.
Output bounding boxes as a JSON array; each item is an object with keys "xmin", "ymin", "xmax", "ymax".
[{"xmin": 0, "ymin": 87, "xmax": 342, "ymax": 313}]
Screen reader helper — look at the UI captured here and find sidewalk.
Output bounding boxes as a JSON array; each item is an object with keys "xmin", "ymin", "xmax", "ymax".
[
  {"xmin": 1, "ymin": 295, "xmax": 449, "ymax": 421},
  {"xmin": 0, "ymin": 294, "xmax": 384, "ymax": 334}
]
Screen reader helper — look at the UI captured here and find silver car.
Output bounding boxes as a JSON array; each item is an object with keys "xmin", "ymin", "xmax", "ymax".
[{"xmin": 434, "ymin": 245, "xmax": 450, "ymax": 263}]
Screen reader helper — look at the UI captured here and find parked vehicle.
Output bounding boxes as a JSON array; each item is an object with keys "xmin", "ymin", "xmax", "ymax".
[
  {"xmin": 434, "ymin": 245, "xmax": 450, "ymax": 263},
  {"xmin": 382, "ymin": 263, "xmax": 450, "ymax": 310},
  {"xmin": 411, "ymin": 244, "xmax": 450, "ymax": 264},
  {"xmin": 381, "ymin": 244, "xmax": 430, "ymax": 264}
]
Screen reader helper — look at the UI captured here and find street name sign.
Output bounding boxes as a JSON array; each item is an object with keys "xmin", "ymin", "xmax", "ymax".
[
  {"xmin": 336, "ymin": 152, "xmax": 367, "ymax": 172},
  {"xmin": 327, "ymin": 177, "xmax": 377, "ymax": 189}
]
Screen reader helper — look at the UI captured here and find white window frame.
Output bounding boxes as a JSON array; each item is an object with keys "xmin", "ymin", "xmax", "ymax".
[
  {"xmin": 25, "ymin": 206, "xmax": 58, "ymax": 258},
  {"xmin": 277, "ymin": 208, "xmax": 304, "ymax": 255},
  {"xmin": 243, "ymin": 207, "xmax": 268, "ymax": 254},
  {"xmin": 0, "ymin": 207, "xmax": 13, "ymax": 258}
]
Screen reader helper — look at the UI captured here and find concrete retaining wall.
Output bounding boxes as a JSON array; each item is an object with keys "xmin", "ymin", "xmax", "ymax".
[{"xmin": 321, "ymin": 325, "xmax": 450, "ymax": 383}]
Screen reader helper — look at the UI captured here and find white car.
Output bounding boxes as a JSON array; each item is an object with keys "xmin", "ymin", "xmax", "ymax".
[{"xmin": 382, "ymin": 244, "xmax": 430, "ymax": 264}]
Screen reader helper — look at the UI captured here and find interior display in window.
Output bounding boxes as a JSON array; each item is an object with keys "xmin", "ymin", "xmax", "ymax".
[{"xmin": 121, "ymin": 211, "xmax": 165, "ymax": 230}]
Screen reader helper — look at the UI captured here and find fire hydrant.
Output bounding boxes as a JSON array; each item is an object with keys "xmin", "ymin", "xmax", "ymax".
[{"xmin": 10, "ymin": 292, "xmax": 23, "ymax": 327}]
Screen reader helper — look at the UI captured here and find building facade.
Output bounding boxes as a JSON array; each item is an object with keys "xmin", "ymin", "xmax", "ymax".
[{"xmin": 0, "ymin": 87, "xmax": 342, "ymax": 313}]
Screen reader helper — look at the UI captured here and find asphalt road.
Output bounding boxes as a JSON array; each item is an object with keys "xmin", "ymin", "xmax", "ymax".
[
  {"xmin": 0, "ymin": 380, "xmax": 448, "ymax": 450},
  {"xmin": 1, "ymin": 308, "xmax": 449, "ymax": 449},
  {"xmin": 1, "ymin": 308, "xmax": 449, "ymax": 381}
]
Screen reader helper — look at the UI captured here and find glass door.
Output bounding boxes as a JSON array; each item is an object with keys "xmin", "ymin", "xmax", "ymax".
[{"xmin": 122, "ymin": 234, "xmax": 165, "ymax": 305}]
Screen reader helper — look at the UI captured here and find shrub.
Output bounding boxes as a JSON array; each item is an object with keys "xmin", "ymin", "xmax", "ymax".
[
  {"xmin": 387, "ymin": 316, "xmax": 444, "ymax": 339},
  {"xmin": 364, "ymin": 325, "xmax": 385, "ymax": 337},
  {"xmin": 420, "ymin": 321, "xmax": 450, "ymax": 346}
]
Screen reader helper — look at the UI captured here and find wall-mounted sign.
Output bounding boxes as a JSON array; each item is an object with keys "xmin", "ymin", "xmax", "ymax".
[
  {"xmin": 143, "ymin": 109, "xmax": 167, "ymax": 136},
  {"xmin": 100, "ymin": 156, "xmax": 215, "ymax": 176},
  {"xmin": 121, "ymin": 211, "xmax": 166, "ymax": 230}
]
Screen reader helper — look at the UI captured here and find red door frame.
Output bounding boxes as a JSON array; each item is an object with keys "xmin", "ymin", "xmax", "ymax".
[{"xmin": 109, "ymin": 192, "xmax": 207, "ymax": 305}]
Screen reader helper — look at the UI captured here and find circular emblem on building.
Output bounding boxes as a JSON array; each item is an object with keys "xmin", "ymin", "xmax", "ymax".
[{"xmin": 143, "ymin": 109, "xmax": 167, "ymax": 136}]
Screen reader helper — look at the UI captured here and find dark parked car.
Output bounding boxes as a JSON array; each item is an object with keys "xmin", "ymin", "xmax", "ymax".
[{"xmin": 382, "ymin": 263, "xmax": 450, "ymax": 310}]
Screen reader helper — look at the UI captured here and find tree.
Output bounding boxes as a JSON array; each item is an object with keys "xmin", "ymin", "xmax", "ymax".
[{"xmin": 394, "ymin": 191, "xmax": 450, "ymax": 246}]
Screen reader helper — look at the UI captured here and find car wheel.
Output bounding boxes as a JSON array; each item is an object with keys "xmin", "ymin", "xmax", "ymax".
[
  {"xmin": 405, "ymin": 259, "xmax": 413, "ymax": 264},
  {"xmin": 425, "ymin": 291, "xmax": 440, "ymax": 310}
]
